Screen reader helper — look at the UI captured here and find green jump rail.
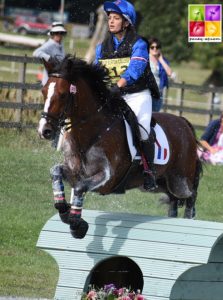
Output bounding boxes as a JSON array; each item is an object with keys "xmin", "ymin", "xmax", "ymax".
[{"xmin": 37, "ymin": 209, "xmax": 223, "ymax": 300}]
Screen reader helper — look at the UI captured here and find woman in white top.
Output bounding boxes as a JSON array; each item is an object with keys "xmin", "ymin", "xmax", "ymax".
[{"xmin": 33, "ymin": 22, "xmax": 67, "ymax": 85}]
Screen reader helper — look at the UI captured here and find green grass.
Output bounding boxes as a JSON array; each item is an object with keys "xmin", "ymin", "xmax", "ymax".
[{"xmin": 1, "ymin": 129, "xmax": 223, "ymax": 298}]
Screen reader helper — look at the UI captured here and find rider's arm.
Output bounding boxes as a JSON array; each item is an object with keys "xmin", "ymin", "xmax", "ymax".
[
  {"xmin": 120, "ymin": 38, "xmax": 149, "ymax": 85},
  {"xmin": 94, "ymin": 44, "xmax": 102, "ymax": 64},
  {"xmin": 158, "ymin": 55, "xmax": 172, "ymax": 77}
]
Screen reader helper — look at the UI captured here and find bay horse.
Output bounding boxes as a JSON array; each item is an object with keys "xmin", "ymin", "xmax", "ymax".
[{"xmin": 38, "ymin": 55, "xmax": 202, "ymax": 239}]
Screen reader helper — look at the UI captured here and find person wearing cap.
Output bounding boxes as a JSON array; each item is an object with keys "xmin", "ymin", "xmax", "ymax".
[
  {"xmin": 95, "ymin": 0, "xmax": 159, "ymax": 191},
  {"xmin": 33, "ymin": 22, "xmax": 67, "ymax": 85}
]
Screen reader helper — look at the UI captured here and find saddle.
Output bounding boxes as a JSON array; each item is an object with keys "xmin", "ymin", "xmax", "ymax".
[
  {"xmin": 125, "ymin": 118, "xmax": 170, "ymax": 165},
  {"xmin": 111, "ymin": 118, "xmax": 170, "ymax": 194}
]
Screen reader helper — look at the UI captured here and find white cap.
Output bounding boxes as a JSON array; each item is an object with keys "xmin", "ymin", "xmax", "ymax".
[{"xmin": 48, "ymin": 22, "xmax": 67, "ymax": 35}]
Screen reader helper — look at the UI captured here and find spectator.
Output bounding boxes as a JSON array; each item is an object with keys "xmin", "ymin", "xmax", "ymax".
[
  {"xmin": 199, "ymin": 112, "xmax": 223, "ymax": 165},
  {"xmin": 33, "ymin": 22, "xmax": 67, "ymax": 85},
  {"xmin": 148, "ymin": 37, "xmax": 173, "ymax": 112}
]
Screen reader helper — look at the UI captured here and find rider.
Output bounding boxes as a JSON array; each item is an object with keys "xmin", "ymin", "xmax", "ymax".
[{"xmin": 95, "ymin": 0, "xmax": 159, "ymax": 191}]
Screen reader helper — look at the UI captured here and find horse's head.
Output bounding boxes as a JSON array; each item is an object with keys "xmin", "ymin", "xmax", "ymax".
[
  {"xmin": 38, "ymin": 73, "xmax": 75, "ymax": 140},
  {"xmin": 38, "ymin": 55, "xmax": 120, "ymax": 140}
]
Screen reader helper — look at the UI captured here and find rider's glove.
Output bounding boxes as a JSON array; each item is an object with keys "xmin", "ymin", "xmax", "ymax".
[{"xmin": 109, "ymin": 84, "xmax": 121, "ymax": 97}]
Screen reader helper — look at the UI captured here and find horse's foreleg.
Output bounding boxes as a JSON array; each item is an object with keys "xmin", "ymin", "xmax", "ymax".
[
  {"xmin": 50, "ymin": 164, "xmax": 70, "ymax": 224},
  {"xmin": 68, "ymin": 166, "xmax": 110, "ymax": 239},
  {"xmin": 69, "ymin": 183, "xmax": 89, "ymax": 239}
]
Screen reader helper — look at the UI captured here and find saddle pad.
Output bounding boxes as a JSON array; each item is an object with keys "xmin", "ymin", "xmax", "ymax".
[{"xmin": 124, "ymin": 120, "xmax": 170, "ymax": 165}]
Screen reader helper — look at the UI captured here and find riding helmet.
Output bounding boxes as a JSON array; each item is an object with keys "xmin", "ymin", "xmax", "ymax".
[{"xmin": 104, "ymin": 0, "xmax": 136, "ymax": 25}]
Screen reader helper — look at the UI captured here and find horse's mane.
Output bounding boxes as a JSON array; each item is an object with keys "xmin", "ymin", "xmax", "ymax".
[
  {"xmin": 54, "ymin": 55, "xmax": 110, "ymax": 103},
  {"xmin": 53, "ymin": 55, "xmax": 141, "ymax": 149}
]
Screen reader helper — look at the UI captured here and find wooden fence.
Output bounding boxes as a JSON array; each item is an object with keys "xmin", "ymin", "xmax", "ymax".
[{"xmin": 0, "ymin": 54, "xmax": 223, "ymax": 130}]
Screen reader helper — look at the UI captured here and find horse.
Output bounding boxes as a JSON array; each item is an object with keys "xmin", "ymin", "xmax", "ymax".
[{"xmin": 38, "ymin": 55, "xmax": 202, "ymax": 239}]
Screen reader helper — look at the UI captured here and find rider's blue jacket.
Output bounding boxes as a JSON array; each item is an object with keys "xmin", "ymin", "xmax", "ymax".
[{"xmin": 95, "ymin": 34, "xmax": 149, "ymax": 86}]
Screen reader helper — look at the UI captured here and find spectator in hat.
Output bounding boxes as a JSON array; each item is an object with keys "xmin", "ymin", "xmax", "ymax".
[{"xmin": 33, "ymin": 22, "xmax": 67, "ymax": 85}]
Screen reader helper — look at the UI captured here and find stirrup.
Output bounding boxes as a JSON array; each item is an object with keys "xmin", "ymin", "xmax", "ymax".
[{"xmin": 143, "ymin": 171, "xmax": 157, "ymax": 191}]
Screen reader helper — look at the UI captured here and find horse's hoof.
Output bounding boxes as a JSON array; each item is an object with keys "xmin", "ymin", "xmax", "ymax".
[
  {"xmin": 55, "ymin": 202, "xmax": 71, "ymax": 224},
  {"xmin": 184, "ymin": 208, "xmax": 195, "ymax": 219},
  {"xmin": 59, "ymin": 210, "xmax": 70, "ymax": 224},
  {"xmin": 70, "ymin": 219, "xmax": 89, "ymax": 239}
]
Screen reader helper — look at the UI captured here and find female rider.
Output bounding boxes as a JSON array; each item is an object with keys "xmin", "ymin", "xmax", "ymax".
[{"xmin": 95, "ymin": 0, "xmax": 159, "ymax": 191}]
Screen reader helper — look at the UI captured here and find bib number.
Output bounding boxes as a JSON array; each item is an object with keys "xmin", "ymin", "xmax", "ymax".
[{"xmin": 100, "ymin": 57, "xmax": 130, "ymax": 83}]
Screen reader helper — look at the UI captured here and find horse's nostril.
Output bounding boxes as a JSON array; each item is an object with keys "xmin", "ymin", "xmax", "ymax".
[{"xmin": 43, "ymin": 129, "xmax": 53, "ymax": 140}]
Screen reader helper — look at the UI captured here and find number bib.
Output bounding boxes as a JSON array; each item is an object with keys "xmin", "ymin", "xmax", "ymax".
[{"xmin": 99, "ymin": 57, "xmax": 130, "ymax": 83}]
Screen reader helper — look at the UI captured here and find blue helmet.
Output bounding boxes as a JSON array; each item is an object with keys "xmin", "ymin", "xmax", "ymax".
[{"xmin": 104, "ymin": 0, "xmax": 136, "ymax": 25}]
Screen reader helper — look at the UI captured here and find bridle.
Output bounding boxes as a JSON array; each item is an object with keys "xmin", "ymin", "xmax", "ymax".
[
  {"xmin": 40, "ymin": 73, "xmax": 75, "ymax": 132},
  {"xmin": 40, "ymin": 72, "xmax": 117, "ymax": 136}
]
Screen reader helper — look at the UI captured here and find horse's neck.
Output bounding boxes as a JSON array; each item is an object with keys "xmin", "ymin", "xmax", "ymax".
[
  {"xmin": 69, "ymin": 81, "xmax": 114, "ymax": 149},
  {"xmin": 75, "ymin": 80, "xmax": 101, "ymax": 117}
]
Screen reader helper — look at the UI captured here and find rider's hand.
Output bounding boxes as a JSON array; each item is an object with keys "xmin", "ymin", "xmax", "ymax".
[{"xmin": 109, "ymin": 84, "xmax": 121, "ymax": 96}]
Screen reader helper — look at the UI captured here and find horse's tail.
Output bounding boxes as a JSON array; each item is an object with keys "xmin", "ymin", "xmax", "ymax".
[
  {"xmin": 180, "ymin": 116, "xmax": 202, "ymax": 148},
  {"xmin": 180, "ymin": 116, "xmax": 203, "ymax": 180}
]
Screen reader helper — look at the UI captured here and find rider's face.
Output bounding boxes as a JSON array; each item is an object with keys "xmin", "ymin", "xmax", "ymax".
[{"xmin": 108, "ymin": 12, "xmax": 127, "ymax": 33}]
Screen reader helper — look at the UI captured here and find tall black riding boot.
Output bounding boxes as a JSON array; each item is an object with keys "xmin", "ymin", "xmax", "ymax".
[{"xmin": 141, "ymin": 134, "xmax": 157, "ymax": 191}]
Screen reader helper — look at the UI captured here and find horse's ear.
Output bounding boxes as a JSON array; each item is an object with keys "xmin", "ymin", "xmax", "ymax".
[{"xmin": 42, "ymin": 58, "xmax": 54, "ymax": 74}]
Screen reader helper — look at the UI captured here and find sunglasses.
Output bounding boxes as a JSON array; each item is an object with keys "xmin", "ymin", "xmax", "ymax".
[
  {"xmin": 150, "ymin": 45, "xmax": 160, "ymax": 50},
  {"xmin": 53, "ymin": 32, "xmax": 66, "ymax": 35}
]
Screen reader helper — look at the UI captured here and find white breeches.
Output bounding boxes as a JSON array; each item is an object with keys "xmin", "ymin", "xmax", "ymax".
[{"xmin": 123, "ymin": 89, "xmax": 152, "ymax": 141}]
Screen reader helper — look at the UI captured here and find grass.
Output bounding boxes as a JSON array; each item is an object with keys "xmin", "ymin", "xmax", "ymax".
[{"xmin": 1, "ymin": 129, "xmax": 223, "ymax": 298}]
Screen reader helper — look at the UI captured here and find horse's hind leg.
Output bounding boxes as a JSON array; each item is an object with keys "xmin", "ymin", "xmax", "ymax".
[
  {"xmin": 184, "ymin": 159, "xmax": 202, "ymax": 219},
  {"xmin": 184, "ymin": 195, "xmax": 196, "ymax": 219},
  {"xmin": 165, "ymin": 193, "xmax": 178, "ymax": 218}
]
